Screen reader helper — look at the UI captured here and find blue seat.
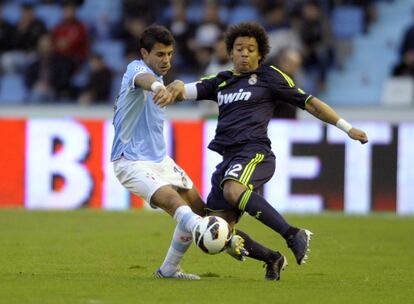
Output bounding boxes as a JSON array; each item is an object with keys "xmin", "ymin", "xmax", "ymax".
[
  {"xmin": 78, "ymin": 0, "xmax": 121, "ymax": 24},
  {"xmin": 92, "ymin": 40, "xmax": 125, "ymax": 72},
  {"xmin": 1, "ymin": 2, "xmax": 21, "ymax": 24},
  {"xmin": 0, "ymin": 74, "xmax": 27, "ymax": 104},
  {"xmin": 331, "ymin": 6, "xmax": 364, "ymax": 39},
  {"xmin": 227, "ymin": 5, "xmax": 260, "ymax": 24},
  {"xmin": 35, "ymin": 5, "xmax": 62, "ymax": 30},
  {"xmin": 186, "ymin": 4, "xmax": 204, "ymax": 23}
]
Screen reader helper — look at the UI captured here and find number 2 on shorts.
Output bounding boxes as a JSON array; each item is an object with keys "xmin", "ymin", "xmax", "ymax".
[{"xmin": 225, "ymin": 164, "xmax": 243, "ymax": 178}]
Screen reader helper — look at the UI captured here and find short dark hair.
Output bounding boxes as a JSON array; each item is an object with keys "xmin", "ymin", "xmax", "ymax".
[
  {"xmin": 224, "ymin": 22, "xmax": 270, "ymax": 63},
  {"xmin": 139, "ymin": 25, "xmax": 175, "ymax": 54}
]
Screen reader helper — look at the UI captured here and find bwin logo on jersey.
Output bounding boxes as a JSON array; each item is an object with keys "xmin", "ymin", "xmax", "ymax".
[{"xmin": 217, "ymin": 89, "xmax": 252, "ymax": 106}]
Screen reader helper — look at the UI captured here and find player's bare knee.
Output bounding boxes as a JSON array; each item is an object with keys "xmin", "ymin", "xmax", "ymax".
[
  {"xmin": 151, "ymin": 185, "xmax": 187, "ymax": 214},
  {"xmin": 223, "ymin": 183, "xmax": 243, "ymax": 206},
  {"xmin": 223, "ymin": 180, "xmax": 247, "ymax": 206}
]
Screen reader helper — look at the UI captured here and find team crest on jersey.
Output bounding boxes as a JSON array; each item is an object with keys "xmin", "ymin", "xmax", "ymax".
[
  {"xmin": 134, "ymin": 65, "xmax": 148, "ymax": 73},
  {"xmin": 248, "ymin": 74, "xmax": 257, "ymax": 85}
]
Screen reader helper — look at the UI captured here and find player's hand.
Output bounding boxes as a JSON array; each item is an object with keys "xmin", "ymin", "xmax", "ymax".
[
  {"xmin": 348, "ymin": 128, "xmax": 368, "ymax": 144},
  {"xmin": 166, "ymin": 80, "xmax": 185, "ymax": 101},
  {"xmin": 153, "ymin": 87, "xmax": 174, "ymax": 107}
]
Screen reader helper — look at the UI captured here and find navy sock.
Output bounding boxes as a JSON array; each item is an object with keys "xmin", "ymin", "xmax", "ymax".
[
  {"xmin": 238, "ymin": 190, "xmax": 292, "ymax": 237},
  {"xmin": 235, "ymin": 229, "xmax": 273, "ymax": 263}
]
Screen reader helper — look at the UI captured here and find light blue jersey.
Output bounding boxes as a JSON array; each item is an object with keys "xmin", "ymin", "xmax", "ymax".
[{"xmin": 111, "ymin": 60, "xmax": 166, "ymax": 162}]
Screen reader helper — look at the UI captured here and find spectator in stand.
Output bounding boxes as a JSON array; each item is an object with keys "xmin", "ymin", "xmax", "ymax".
[
  {"xmin": 14, "ymin": 3, "xmax": 47, "ymax": 53},
  {"xmin": 191, "ymin": 0, "xmax": 226, "ymax": 75},
  {"xmin": 399, "ymin": 7, "xmax": 414, "ymax": 57},
  {"xmin": 121, "ymin": 17, "xmax": 147, "ymax": 62},
  {"xmin": 392, "ymin": 53, "xmax": 414, "ymax": 78},
  {"xmin": 261, "ymin": 2, "xmax": 290, "ymax": 31},
  {"xmin": 0, "ymin": 4, "xmax": 16, "ymax": 73},
  {"xmin": 52, "ymin": 0, "xmax": 89, "ymax": 68},
  {"xmin": 166, "ymin": 0, "xmax": 197, "ymax": 73},
  {"xmin": 24, "ymin": 34, "xmax": 76, "ymax": 103},
  {"xmin": 78, "ymin": 53, "xmax": 113, "ymax": 105},
  {"xmin": 339, "ymin": 0, "xmax": 376, "ymax": 33},
  {"xmin": 258, "ymin": 3, "xmax": 302, "ymax": 59},
  {"xmin": 298, "ymin": 0, "xmax": 331, "ymax": 93},
  {"xmin": 1, "ymin": 3, "xmax": 46, "ymax": 73},
  {"xmin": 392, "ymin": 7, "xmax": 414, "ymax": 78},
  {"xmin": 66, "ymin": 0, "xmax": 85, "ymax": 6},
  {"xmin": 122, "ymin": 0, "xmax": 160, "ymax": 22},
  {"xmin": 271, "ymin": 48, "xmax": 303, "ymax": 119},
  {"xmin": 204, "ymin": 35, "xmax": 232, "ymax": 76}
]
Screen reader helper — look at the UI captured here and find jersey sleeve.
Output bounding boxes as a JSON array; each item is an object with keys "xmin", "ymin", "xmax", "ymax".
[
  {"xmin": 195, "ymin": 74, "xmax": 220, "ymax": 101},
  {"xmin": 266, "ymin": 65, "xmax": 313, "ymax": 109},
  {"xmin": 128, "ymin": 61, "xmax": 154, "ymax": 89}
]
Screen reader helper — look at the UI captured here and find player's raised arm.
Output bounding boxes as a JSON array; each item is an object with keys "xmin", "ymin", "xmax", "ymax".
[{"xmin": 305, "ymin": 97, "xmax": 369, "ymax": 144}]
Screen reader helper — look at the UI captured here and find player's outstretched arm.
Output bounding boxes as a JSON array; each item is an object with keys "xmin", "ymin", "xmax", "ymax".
[
  {"xmin": 153, "ymin": 79, "xmax": 186, "ymax": 107},
  {"xmin": 134, "ymin": 73, "xmax": 173, "ymax": 107},
  {"xmin": 165, "ymin": 80, "xmax": 185, "ymax": 103},
  {"xmin": 305, "ymin": 97, "xmax": 368, "ymax": 144},
  {"xmin": 165, "ymin": 80, "xmax": 199, "ymax": 104}
]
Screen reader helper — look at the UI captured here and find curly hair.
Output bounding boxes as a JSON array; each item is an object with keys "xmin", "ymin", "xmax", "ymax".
[{"xmin": 224, "ymin": 22, "xmax": 270, "ymax": 63}]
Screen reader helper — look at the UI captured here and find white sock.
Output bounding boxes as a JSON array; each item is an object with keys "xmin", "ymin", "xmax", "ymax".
[
  {"xmin": 159, "ymin": 224, "xmax": 193, "ymax": 276},
  {"xmin": 173, "ymin": 205, "xmax": 202, "ymax": 233}
]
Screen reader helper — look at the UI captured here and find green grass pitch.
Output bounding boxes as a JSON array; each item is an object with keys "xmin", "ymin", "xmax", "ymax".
[{"xmin": 0, "ymin": 209, "xmax": 413, "ymax": 304}]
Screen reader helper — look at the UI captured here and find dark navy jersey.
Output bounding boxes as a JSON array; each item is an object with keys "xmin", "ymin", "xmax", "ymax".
[{"xmin": 196, "ymin": 64, "xmax": 313, "ymax": 154}]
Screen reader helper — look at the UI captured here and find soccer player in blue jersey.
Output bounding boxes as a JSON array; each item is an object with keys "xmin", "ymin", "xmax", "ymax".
[
  {"xmin": 110, "ymin": 25, "xmax": 208, "ymax": 280},
  {"xmin": 164, "ymin": 22, "xmax": 368, "ymax": 271}
]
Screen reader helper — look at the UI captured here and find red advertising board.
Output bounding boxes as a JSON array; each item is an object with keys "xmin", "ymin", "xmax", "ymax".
[{"xmin": 0, "ymin": 118, "xmax": 413, "ymax": 214}]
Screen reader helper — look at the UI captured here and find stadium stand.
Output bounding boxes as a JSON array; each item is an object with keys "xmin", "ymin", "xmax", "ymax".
[
  {"xmin": 320, "ymin": 0, "xmax": 413, "ymax": 106},
  {"xmin": 0, "ymin": 0, "xmax": 412, "ymax": 108}
]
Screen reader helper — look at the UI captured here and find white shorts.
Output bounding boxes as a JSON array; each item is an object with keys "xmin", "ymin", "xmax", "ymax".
[{"xmin": 113, "ymin": 156, "xmax": 194, "ymax": 204}]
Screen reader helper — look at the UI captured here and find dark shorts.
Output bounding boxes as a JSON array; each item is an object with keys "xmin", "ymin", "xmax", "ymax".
[{"xmin": 206, "ymin": 143, "xmax": 275, "ymax": 213}]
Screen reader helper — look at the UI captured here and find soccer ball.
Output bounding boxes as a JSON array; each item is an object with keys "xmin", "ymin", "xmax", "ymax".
[{"xmin": 192, "ymin": 216, "xmax": 232, "ymax": 254}]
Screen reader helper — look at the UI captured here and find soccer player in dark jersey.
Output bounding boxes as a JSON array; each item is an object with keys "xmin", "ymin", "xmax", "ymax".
[{"xmin": 162, "ymin": 22, "xmax": 368, "ymax": 275}]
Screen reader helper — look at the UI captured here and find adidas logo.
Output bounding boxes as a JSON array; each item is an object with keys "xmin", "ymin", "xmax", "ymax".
[{"xmin": 217, "ymin": 89, "xmax": 252, "ymax": 106}]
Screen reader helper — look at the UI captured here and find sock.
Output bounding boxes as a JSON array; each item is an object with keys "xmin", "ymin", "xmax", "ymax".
[
  {"xmin": 235, "ymin": 229, "xmax": 274, "ymax": 263},
  {"xmin": 159, "ymin": 225, "xmax": 193, "ymax": 276},
  {"xmin": 173, "ymin": 205, "xmax": 202, "ymax": 233},
  {"xmin": 238, "ymin": 190, "xmax": 293, "ymax": 237}
]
